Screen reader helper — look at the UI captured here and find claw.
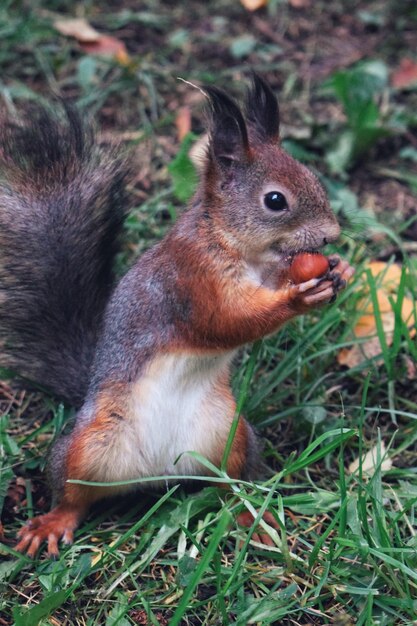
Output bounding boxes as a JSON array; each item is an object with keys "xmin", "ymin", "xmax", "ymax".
[
  {"xmin": 329, "ymin": 274, "xmax": 346, "ymax": 290},
  {"xmin": 16, "ymin": 505, "xmax": 81, "ymax": 558},
  {"xmin": 237, "ymin": 510, "xmax": 279, "ymax": 547}
]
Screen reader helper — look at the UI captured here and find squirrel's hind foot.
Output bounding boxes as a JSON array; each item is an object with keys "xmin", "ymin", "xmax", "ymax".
[
  {"xmin": 236, "ymin": 510, "xmax": 279, "ymax": 547},
  {"xmin": 16, "ymin": 505, "xmax": 80, "ymax": 558}
]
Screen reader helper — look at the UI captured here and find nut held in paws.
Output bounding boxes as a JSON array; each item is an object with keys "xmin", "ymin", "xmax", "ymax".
[{"xmin": 290, "ymin": 252, "xmax": 329, "ymax": 283}]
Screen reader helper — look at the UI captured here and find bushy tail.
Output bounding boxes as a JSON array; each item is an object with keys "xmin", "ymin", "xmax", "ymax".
[{"xmin": 0, "ymin": 104, "xmax": 128, "ymax": 406}]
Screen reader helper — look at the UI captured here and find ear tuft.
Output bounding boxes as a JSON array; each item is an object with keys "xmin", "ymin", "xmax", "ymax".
[
  {"xmin": 245, "ymin": 73, "xmax": 280, "ymax": 142},
  {"xmin": 204, "ymin": 85, "xmax": 249, "ymax": 167}
]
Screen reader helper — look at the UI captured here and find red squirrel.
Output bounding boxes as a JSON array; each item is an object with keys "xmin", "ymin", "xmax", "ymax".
[{"xmin": 0, "ymin": 76, "xmax": 354, "ymax": 557}]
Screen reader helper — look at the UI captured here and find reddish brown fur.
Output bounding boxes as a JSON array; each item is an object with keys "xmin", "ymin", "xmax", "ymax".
[
  {"xmin": 66, "ymin": 384, "xmax": 130, "ymax": 486},
  {"xmin": 15, "ymin": 499, "xmax": 89, "ymax": 558},
  {"xmin": 16, "ymin": 385, "xmax": 134, "ymax": 556},
  {"xmin": 235, "ymin": 510, "xmax": 279, "ymax": 547},
  {"xmin": 224, "ymin": 419, "xmax": 250, "ymax": 479},
  {"xmin": 12, "ymin": 78, "xmax": 355, "ymax": 557},
  {"xmin": 166, "ymin": 222, "xmax": 302, "ymax": 350}
]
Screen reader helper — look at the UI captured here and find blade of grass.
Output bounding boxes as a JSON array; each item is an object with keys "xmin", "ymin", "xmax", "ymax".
[{"xmin": 168, "ymin": 509, "xmax": 231, "ymax": 626}]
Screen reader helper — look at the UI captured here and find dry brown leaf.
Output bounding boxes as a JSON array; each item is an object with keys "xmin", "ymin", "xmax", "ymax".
[
  {"xmin": 337, "ymin": 345, "xmax": 364, "ymax": 368},
  {"xmin": 80, "ymin": 35, "xmax": 130, "ymax": 65},
  {"xmin": 54, "ymin": 18, "xmax": 100, "ymax": 42},
  {"xmin": 404, "ymin": 355, "xmax": 417, "ymax": 380},
  {"xmin": 7, "ymin": 476, "xmax": 26, "ymax": 506},
  {"xmin": 338, "ymin": 332, "xmax": 389, "ymax": 368},
  {"xmin": 289, "ymin": 0, "xmax": 311, "ymax": 7},
  {"xmin": 175, "ymin": 106, "xmax": 192, "ymax": 142},
  {"xmin": 391, "ymin": 58, "xmax": 417, "ymax": 89},
  {"xmin": 348, "ymin": 441, "xmax": 392, "ymax": 476},
  {"xmin": 240, "ymin": 0, "xmax": 268, "ymax": 11},
  {"xmin": 54, "ymin": 18, "xmax": 130, "ymax": 65}
]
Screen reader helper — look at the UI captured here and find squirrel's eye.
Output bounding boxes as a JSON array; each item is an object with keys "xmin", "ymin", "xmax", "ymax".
[{"xmin": 263, "ymin": 191, "xmax": 288, "ymax": 211}]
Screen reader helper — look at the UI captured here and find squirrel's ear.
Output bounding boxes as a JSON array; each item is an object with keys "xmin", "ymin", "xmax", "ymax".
[
  {"xmin": 204, "ymin": 85, "xmax": 250, "ymax": 168},
  {"xmin": 245, "ymin": 74, "xmax": 280, "ymax": 142}
]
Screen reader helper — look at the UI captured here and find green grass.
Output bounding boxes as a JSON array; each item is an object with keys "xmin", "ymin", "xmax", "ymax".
[{"xmin": 1, "ymin": 1, "xmax": 417, "ymax": 624}]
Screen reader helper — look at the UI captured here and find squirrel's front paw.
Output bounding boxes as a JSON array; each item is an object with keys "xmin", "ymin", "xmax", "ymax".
[{"xmin": 294, "ymin": 256, "xmax": 354, "ymax": 308}]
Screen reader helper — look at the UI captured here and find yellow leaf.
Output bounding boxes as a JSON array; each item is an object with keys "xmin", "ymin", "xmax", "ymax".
[
  {"xmin": 354, "ymin": 313, "xmax": 379, "ymax": 338},
  {"xmin": 240, "ymin": 0, "xmax": 268, "ymax": 11},
  {"xmin": 338, "ymin": 260, "xmax": 415, "ymax": 369},
  {"xmin": 115, "ymin": 47, "xmax": 132, "ymax": 66},
  {"xmin": 358, "ymin": 291, "xmax": 392, "ymax": 315},
  {"xmin": 368, "ymin": 261, "xmax": 403, "ymax": 292},
  {"xmin": 400, "ymin": 295, "xmax": 416, "ymax": 333}
]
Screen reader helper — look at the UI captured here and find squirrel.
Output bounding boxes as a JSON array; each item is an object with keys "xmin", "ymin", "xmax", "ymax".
[{"xmin": 0, "ymin": 75, "xmax": 354, "ymax": 558}]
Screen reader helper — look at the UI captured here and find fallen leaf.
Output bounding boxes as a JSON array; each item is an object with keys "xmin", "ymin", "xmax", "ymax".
[
  {"xmin": 368, "ymin": 261, "xmax": 403, "ymax": 292},
  {"xmin": 54, "ymin": 18, "xmax": 100, "ymax": 42},
  {"xmin": 337, "ymin": 261, "xmax": 415, "ymax": 369},
  {"xmin": 54, "ymin": 18, "xmax": 130, "ymax": 65},
  {"xmin": 129, "ymin": 610, "xmax": 169, "ymax": 626},
  {"xmin": 353, "ymin": 313, "xmax": 382, "ymax": 338},
  {"xmin": 357, "ymin": 291, "xmax": 392, "ymax": 316},
  {"xmin": 404, "ymin": 355, "xmax": 417, "ymax": 380},
  {"xmin": 391, "ymin": 58, "xmax": 417, "ymax": 89},
  {"xmin": 80, "ymin": 35, "xmax": 130, "ymax": 65},
  {"xmin": 289, "ymin": 0, "xmax": 311, "ymax": 6},
  {"xmin": 338, "ymin": 334, "xmax": 387, "ymax": 368},
  {"xmin": 398, "ymin": 296, "xmax": 416, "ymax": 328},
  {"xmin": 7, "ymin": 476, "xmax": 26, "ymax": 506},
  {"xmin": 175, "ymin": 106, "xmax": 192, "ymax": 142},
  {"xmin": 348, "ymin": 441, "xmax": 392, "ymax": 476},
  {"xmin": 240, "ymin": 0, "xmax": 268, "ymax": 11}
]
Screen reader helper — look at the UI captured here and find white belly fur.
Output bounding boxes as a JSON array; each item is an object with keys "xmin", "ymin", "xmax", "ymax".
[{"xmin": 97, "ymin": 351, "xmax": 237, "ymax": 484}]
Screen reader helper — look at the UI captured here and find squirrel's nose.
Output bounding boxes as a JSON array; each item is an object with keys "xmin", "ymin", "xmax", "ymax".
[{"xmin": 323, "ymin": 222, "xmax": 341, "ymax": 245}]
